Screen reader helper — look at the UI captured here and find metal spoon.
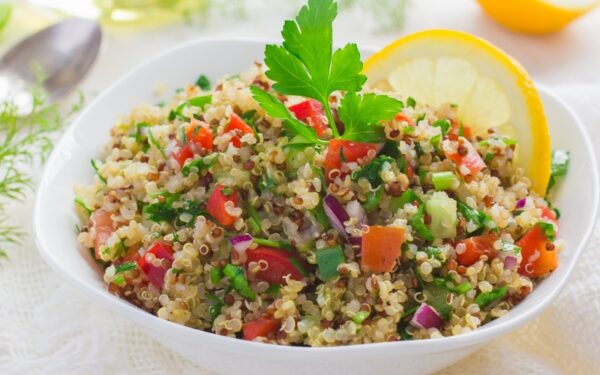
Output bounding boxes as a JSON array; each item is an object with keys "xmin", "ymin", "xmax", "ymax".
[{"xmin": 0, "ymin": 18, "xmax": 102, "ymax": 114}]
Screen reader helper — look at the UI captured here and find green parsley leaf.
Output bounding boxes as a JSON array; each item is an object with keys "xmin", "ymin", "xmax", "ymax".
[
  {"xmin": 249, "ymin": 86, "xmax": 321, "ymax": 145},
  {"xmin": 432, "ymin": 119, "xmax": 451, "ymax": 135},
  {"xmin": 351, "ymin": 155, "xmax": 395, "ymax": 188},
  {"xmin": 338, "ymin": 92, "xmax": 403, "ymax": 143},
  {"xmin": 457, "ymin": 201, "xmax": 498, "ymax": 235},
  {"xmin": 195, "ymin": 74, "xmax": 210, "ymax": 90},
  {"xmin": 181, "ymin": 155, "xmax": 217, "ymax": 177},
  {"xmin": 409, "ymin": 204, "xmax": 434, "ymax": 242},
  {"xmin": 170, "ymin": 95, "xmax": 212, "ymax": 122},
  {"xmin": 263, "ymin": 0, "xmax": 366, "ymax": 137},
  {"xmin": 406, "ymin": 97, "xmax": 416, "ymax": 108}
]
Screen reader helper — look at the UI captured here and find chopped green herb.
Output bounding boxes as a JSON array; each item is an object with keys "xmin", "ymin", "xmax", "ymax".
[
  {"xmin": 390, "ymin": 188, "xmax": 421, "ymax": 213},
  {"xmin": 206, "ymin": 294, "xmax": 224, "ymax": 322},
  {"xmin": 500, "ymin": 241, "xmax": 521, "ymax": 255},
  {"xmin": 113, "ymin": 275, "xmax": 125, "ymax": 285},
  {"xmin": 484, "ymin": 152, "xmax": 495, "ymax": 162},
  {"xmin": 424, "ymin": 282, "xmax": 452, "ymax": 320},
  {"xmin": 254, "ymin": 237, "xmax": 292, "ymax": 251},
  {"xmin": 146, "ymin": 128, "xmax": 166, "ymax": 158},
  {"xmin": 143, "ymin": 192, "xmax": 181, "ymax": 223},
  {"xmin": 245, "ymin": 201, "xmax": 263, "ymax": 235},
  {"xmin": 409, "ymin": 204, "xmax": 433, "ymax": 241},
  {"xmin": 266, "ymin": 284, "xmax": 281, "ymax": 298},
  {"xmin": 351, "ymin": 155, "xmax": 395, "ymax": 188},
  {"xmin": 210, "ymin": 266, "xmax": 224, "ymax": 285},
  {"xmin": 195, "ymin": 74, "xmax": 211, "ymax": 90},
  {"xmin": 475, "ymin": 286, "xmax": 507, "ymax": 308},
  {"xmin": 258, "ymin": 177, "xmax": 276, "ymax": 192},
  {"xmin": 363, "ymin": 187, "xmax": 383, "ymax": 212},
  {"xmin": 115, "ymin": 262, "xmax": 136, "ymax": 273},
  {"xmin": 311, "ymin": 200, "xmax": 332, "ymax": 230},
  {"xmin": 74, "ymin": 198, "xmax": 93, "ymax": 216},
  {"xmin": 315, "ymin": 245, "xmax": 345, "ymax": 281},
  {"xmin": 223, "ymin": 264, "xmax": 256, "ymax": 301},
  {"xmin": 537, "ymin": 222, "xmax": 556, "ymax": 242},
  {"xmin": 432, "ymin": 119, "xmax": 451, "ymax": 135},
  {"xmin": 90, "ymin": 159, "xmax": 107, "ymax": 184},
  {"xmin": 457, "ymin": 201, "xmax": 498, "ymax": 235},
  {"xmin": 170, "ymin": 95, "xmax": 212, "ymax": 122},
  {"xmin": 406, "ymin": 96, "xmax": 416, "ymax": 108},
  {"xmin": 181, "ymin": 154, "xmax": 218, "ymax": 177}
]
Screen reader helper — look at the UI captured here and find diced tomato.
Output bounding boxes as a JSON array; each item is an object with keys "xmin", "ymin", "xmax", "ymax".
[
  {"xmin": 172, "ymin": 143, "xmax": 195, "ymax": 167},
  {"xmin": 172, "ymin": 123, "xmax": 214, "ymax": 167},
  {"xmin": 444, "ymin": 137, "xmax": 486, "ymax": 176},
  {"xmin": 90, "ymin": 209, "xmax": 114, "ymax": 259},
  {"xmin": 289, "ymin": 100, "xmax": 328, "ymax": 137},
  {"xmin": 186, "ymin": 122, "xmax": 214, "ymax": 151},
  {"xmin": 137, "ymin": 242, "xmax": 174, "ymax": 289},
  {"xmin": 540, "ymin": 206, "xmax": 558, "ymax": 225},
  {"xmin": 394, "ymin": 112, "xmax": 414, "ymax": 126},
  {"xmin": 518, "ymin": 225, "xmax": 558, "ymax": 278},
  {"xmin": 451, "ymin": 120, "xmax": 472, "ymax": 139},
  {"xmin": 206, "ymin": 184, "xmax": 239, "ymax": 227},
  {"xmin": 242, "ymin": 318, "xmax": 281, "ymax": 341},
  {"xmin": 245, "ymin": 246, "xmax": 308, "ymax": 285},
  {"xmin": 361, "ymin": 225, "xmax": 405, "ymax": 273},
  {"xmin": 224, "ymin": 113, "xmax": 254, "ymax": 148},
  {"xmin": 324, "ymin": 139, "xmax": 380, "ymax": 179},
  {"xmin": 457, "ymin": 233, "xmax": 498, "ymax": 267}
]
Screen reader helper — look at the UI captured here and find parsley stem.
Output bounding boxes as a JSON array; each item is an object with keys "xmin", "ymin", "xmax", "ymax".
[{"xmin": 322, "ymin": 100, "xmax": 340, "ymax": 138}]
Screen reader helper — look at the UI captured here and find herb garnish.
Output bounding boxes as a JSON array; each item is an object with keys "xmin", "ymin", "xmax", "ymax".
[
  {"xmin": 351, "ymin": 155, "xmax": 395, "ymax": 187},
  {"xmin": 547, "ymin": 149, "xmax": 569, "ymax": 194},
  {"xmin": 250, "ymin": 0, "xmax": 401, "ymax": 144}
]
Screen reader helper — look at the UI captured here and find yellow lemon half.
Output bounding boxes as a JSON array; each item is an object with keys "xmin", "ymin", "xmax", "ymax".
[
  {"xmin": 478, "ymin": 0, "xmax": 600, "ymax": 34},
  {"xmin": 363, "ymin": 29, "xmax": 551, "ymax": 195}
]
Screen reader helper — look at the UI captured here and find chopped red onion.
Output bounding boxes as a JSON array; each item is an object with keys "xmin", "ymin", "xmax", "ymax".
[
  {"xmin": 323, "ymin": 195, "xmax": 350, "ymax": 238},
  {"xmin": 345, "ymin": 200, "xmax": 366, "ymax": 225},
  {"xmin": 516, "ymin": 197, "xmax": 527, "ymax": 209},
  {"xmin": 503, "ymin": 255, "xmax": 519, "ymax": 270},
  {"xmin": 410, "ymin": 303, "xmax": 443, "ymax": 329},
  {"xmin": 348, "ymin": 236, "xmax": 362, "ymax": 247},
  {"xmin": 229, "ymin": 233, "xmax": 253, "ymax": 253}
]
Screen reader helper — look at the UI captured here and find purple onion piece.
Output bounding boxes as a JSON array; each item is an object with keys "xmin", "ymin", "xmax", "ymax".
[
  {"xmin": 516, "ymin": 197, "xmax": 527, "ymax": 209},
  {"xmin": 503, "ymin": 255, "xmax": 519, "ymax": 270},
  {"xmin": 323, "ymin": 195, "xmax": 350, "ymax": 238},
  {"xmin": 410, "ymin": 303, "xmax": 443, "ymax": 329},
  {"xmin": 346, "ymin": 200, "xmax": 367, "ymax": 225},
  {"xmin": 348, "ymin": 236, "xmax": 362, "ymax": 247},
  {"xmin": 229, "ymin": 233, "xmax": 253, "ymax": 253}
]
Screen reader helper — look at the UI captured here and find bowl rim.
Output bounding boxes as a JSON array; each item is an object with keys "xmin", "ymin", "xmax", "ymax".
[{"xmin": 33, "ymin": 36, "xmax": 600, "ymax": 357}]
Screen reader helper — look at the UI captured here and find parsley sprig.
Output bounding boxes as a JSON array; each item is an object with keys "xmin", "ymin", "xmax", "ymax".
[{"xmin": 251, "ymin": 0, "xmax": 402, "ymax": 144}]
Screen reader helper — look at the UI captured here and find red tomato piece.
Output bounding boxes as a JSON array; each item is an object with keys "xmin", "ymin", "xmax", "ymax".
[
  {"xmin": 172, "ymin": 143, "xmax": 195, "ymax": 167},
  {"xmin": 540, "ymin": 206, "xmax": 558, "ymax": 225},
  {"xmin": 324, "ymin": 139, "xmax": 380, "ymax": 180},
  {"xmin": 518, "ymin": 225, "xmax": 558, "ymax": 278},
  {"xmin": 90, "ymin": 209, "xmax": 114, "ymax": 259},
  {"xmin": 361, "ymin": 226, "xmax": 405, "ymax": 273},
  {"xmin": 289, "ymin": 100, "xmax": 328, "ymax": 137},
  {"xmin": 206, "ymin": 184, "xmax": 239, "ymax": 227},
  {"xmin": 394, "ymin": 112, "xmax": 414, "ymax": 126},
  {"xmin": 186, "ymin": 122, "xmax": 213, "ymax": 151},
  {"xmin": 444, "ymin": 137, "xmax": 486, "ymax": 176},
  {"xmin": 457, "ymin": 233, "xmax": 498, "ymax": 267},
  {"xmin": 242, "ymin": 318, "xmax": 281, "ymax": 341},
  {"xmin": 224, "ymin": 113, "xmax": 254, "ymax": 148},
  {"xmin": 245, "ymin": 246, "xmax": 307, "ymax": 285},
  {"xmin": 137, "ymin": 242, "xmax": 174, "ymax": 289}
]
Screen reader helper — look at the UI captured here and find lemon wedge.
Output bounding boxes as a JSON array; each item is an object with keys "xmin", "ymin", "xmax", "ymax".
[
  {"xmin": 478, "ymin": 0, "xmax": 600, "ymax": 34},
  {"xmin": 363, "ymin": 29, "xmax": 551, "ymax": 195}
]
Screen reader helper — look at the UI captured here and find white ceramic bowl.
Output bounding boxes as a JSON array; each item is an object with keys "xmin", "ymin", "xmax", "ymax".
[{"xmin": 34, "ymin": 38, "xmax": 599, "ymax": 375}]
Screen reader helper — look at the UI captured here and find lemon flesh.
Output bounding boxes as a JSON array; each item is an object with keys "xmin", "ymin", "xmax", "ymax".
[
  {"xmin": 363, "ymin": 29, "xmax": 551, "ymax": 196},
  {"xmin": 478, "ymin": 0, "xmax": 600, "ymax": 34}
]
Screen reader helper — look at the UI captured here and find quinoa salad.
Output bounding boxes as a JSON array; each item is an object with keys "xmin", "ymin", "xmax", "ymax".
[{"xmin": 74, "ymin": 0, "xmax": 566, "ymax": 346}]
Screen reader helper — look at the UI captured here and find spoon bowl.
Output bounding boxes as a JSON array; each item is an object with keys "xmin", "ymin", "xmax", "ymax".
[{"xmin": 0, "ymin": 18, "xmax": 101, "ymax": 112}]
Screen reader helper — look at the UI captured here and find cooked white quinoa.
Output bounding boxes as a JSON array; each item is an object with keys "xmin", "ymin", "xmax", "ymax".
[{"xmin": 75, "ymin": 63, "xmax": 562, "ymax": 346}]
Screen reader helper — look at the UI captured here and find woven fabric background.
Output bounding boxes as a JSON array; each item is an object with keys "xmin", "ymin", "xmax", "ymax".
[{"xmin": 0, "ymin": 1, "xmax": 599, "ymax": 374}]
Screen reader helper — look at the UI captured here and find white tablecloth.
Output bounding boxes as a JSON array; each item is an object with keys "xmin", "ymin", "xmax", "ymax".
[{"xmin": 1, "ymin": 1, "xmax": 599, "ymax": 373}]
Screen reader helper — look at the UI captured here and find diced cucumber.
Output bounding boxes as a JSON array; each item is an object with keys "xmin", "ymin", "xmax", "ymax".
[{"xmin": 425, "ymin": 192, "xmax": 457, "ymax": 239}]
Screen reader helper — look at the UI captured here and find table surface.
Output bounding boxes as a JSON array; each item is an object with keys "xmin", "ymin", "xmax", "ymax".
[{"xmin": 1, "ymin": 1, "xmax": 600, "ymax": 374}]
